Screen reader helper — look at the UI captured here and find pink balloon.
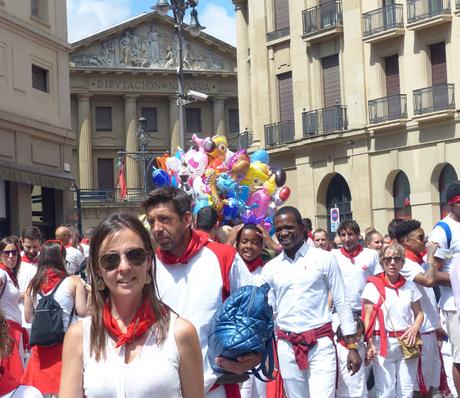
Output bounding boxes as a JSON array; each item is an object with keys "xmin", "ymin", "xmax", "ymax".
[{"xmin": 247, "ymin": 189, "xmax": 270, "ymax": 218}]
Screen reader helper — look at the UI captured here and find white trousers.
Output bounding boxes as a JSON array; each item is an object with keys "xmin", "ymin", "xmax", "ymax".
[
  {"xmin": 240, "ymin": 374, "xmax": 267, "ymax": 398},
  {"xmin": 278, "ymin": 336, "xmax": 336, "ymax": 398},
  {"xmin": 373, "ymin": 337, "xmax": 417, "ymax": 398},
  {"xmin": 417, "ymin": 332, "xmax": 441, "ymax": 390}
]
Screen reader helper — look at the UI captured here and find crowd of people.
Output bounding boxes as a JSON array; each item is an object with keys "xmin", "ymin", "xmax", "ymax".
[{"xmin": 0, "ymin": 180, "xmax": 459, "ymax": 398}]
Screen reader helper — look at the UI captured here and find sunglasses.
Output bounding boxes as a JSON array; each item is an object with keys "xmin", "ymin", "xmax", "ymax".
[
  {"xmin": 99, "ymin": 248, "xmax": 148, "ymax": 270},
  {"xmin": 382, "ymin": 256, "xmax": 404, "ymax": 264},
  {"xmin": 0, "ymin": 250, "xmax": 19, "ymax": 256}
]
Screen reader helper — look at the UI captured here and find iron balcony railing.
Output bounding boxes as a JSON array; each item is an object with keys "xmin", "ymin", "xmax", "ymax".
[
  {"xmin": 407, "ymin": 0, "xmax": 451, "ymax": 23},
  {"xmin": 363, "ymin": 4, "xmax": 404, "ymax": 37},
  {"xmin": 303, "ymin": 105, "xmax": 348, "ymax": 136},
  {"xmin": 302, "ymin": 1, "xmax": 343, "ymax": 36},
  {"xmin": 413, "ymin": 83, "xmax": 455, "ymax": 115},
  {"xmin": 238, "ymin": 130, "xmax": 253, "ymax": 149},
  {"xmin": 264, "ymin": 121, "xmax": 295, "ymax": 147},
  {"xmin": 266, "ymin": 27, "xmax": 290, "ymax": 42},
  {"xmin": 368, "ymin": 94, "xmax": 407, "ymax": 125},
  {"xmin": 77, "ymin": 188, "xmax": 146, "ymax": 204}
]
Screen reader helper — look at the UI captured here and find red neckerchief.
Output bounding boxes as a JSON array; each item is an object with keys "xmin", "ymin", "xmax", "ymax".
[
  {"xmin": 340, "ymin": 244, "xmax": 364, "ymax": 264},
  {"xmin": 448, "ymin": 194, "xmax": 460, "ymax": 205},
  {"xmin": 0, "ymin": 366, "xmax": 20, "ymax": 395},
  {"xmin": 0, "ymin": 263, "xmax": 18, "ymax": 288},
  {"xmin": 102, "ymin": 299, "xmax": 158, "ymax": 348},
  {"xmin": 156, "ymin": 230, "xmax": 209, "ymax": 265},
  {"xmin": 81, "ymin": 238, "xmax": 90, "ymax": 245},
  {"xmin": 363, "ymin": 272, "xmax": 406, "ymax": 357},
  {"xmin": 245, "ymin": 257, "xmax": 264, "ymax": 273},
  {"xmin": 405, "ymin": 249, "xmax": 424, "ymax": 265},
  {"xmin": 40, "ymin": 268, "xmax": 66, "ymax": 294},
  {"xmin": 21, "ymin": 253, "xmax": 38, "ymax": 265}
]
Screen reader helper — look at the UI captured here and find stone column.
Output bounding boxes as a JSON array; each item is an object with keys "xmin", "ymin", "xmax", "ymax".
[
  {"xmin": 234, "ymin": 1, "xmax": 253, "ymax": 134},
  {"xmin": 78, "ymin": 94, "xmax": 93, "ymax": 189},
  {"xmin": 169, "ymin": 96, "xmax": 180, "ymax": 152},
  {"xmin": 124, "ymin": 95, "xmax": 140, "ymax": 190},
  {"xmin": 213, "ymin": 97, "xmax": 226, "ymax": 136}
]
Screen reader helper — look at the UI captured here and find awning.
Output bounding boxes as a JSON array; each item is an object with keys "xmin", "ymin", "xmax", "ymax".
[{"xmin": 0, "ymin": 160, "xmax": 75, "ymax": 191}]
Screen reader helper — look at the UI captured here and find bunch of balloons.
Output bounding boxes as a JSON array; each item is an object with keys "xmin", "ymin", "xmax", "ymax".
[{"xmin": 152, "ymin": 134, "xmax": 291, "ymax": 231}]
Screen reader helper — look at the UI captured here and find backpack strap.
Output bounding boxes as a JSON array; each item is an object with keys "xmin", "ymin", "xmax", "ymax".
[
  {"xmin": 251, "ymin": 333, "xmax": 276, "ymax": 382},
  {"xmin": 435, "ymin": 221, "xmax": 452, "ymax": 249},
  {"xmin": 38, "ymin": 277, "xmax": 67, "ymax": 298}
]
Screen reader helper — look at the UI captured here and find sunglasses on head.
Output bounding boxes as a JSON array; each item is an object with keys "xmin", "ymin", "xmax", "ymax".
[
  {"xmin": 99, "ymin": 248, "xmax": 148, "ymax": 270},
  {"xmin": 0, "ymin": 250, "xmax": 19, "ymax": 256}
]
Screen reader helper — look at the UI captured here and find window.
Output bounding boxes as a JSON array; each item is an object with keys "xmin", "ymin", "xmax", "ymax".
[
  {"xmin": 31, "ymin": 0, "xmax": 48, "ymax": 21},
  {"xmin": 32, "ymin": 64, "xmax": 48, "ymax": 92},
  {"xmin": 97, "ymin": 159, "xmax": 114, "ymax": 190},
  {"xmin": 274, "ymin": 0, "xmax": 289, "ymax": 31},
  {"xmin": 322, "ymin": 54, "xmax": 341, "ymax": 107},
  {"xmin": 95, "ymin": 107, "xmax": 112, "ymax": 131},
  {"xmin": 278, "ymin": 72, "xmax": 294, "ymax": 122},
  {"xmin": 439, "ymin": 164, "xmax": 458, "ymax": 218},
  {"xmin": 228, "ymin": 109, "xmax": 240, "ymax": 134},
  {"xmin": 186, "ymin": 108, "xmax": 202, "ymax": 133},
  {"xmin": 393, "ymin": 171, "xmax": 412, "ymax": 220},
  {"xmin": 141, "ymin": 107, "xmax": 158, "ymax": 132}
]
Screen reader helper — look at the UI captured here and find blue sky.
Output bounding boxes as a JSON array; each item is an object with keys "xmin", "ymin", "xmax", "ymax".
[{"xmin": 67, "ymin": 0, "xmax": 236, "ymax": 45}]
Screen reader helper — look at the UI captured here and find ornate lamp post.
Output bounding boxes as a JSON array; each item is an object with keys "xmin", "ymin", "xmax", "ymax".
[{"xmin": 153, "ymin": 0, "xmax": 205, "ymax": 149}]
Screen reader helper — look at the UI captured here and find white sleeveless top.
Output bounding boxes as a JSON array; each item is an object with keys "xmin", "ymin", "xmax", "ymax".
[
  {"xmin": 0, "ymin": 269, "xmax": 22, "ymax": 324},
  {"xmin": 82, "ymin": 313, "xmax": 182, "ymax": 398},
  {"xmin": 33, "ymin": 276, "xmax": 75, "ymax": 330}
]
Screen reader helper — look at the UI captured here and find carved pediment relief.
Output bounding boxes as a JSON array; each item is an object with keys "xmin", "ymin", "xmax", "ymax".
[{"xmin": 70, "ymin": 22, "xmax": 235, "ymax": 73}]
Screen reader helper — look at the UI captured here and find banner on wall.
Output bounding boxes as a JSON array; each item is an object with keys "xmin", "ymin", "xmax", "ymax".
[
  {"xmin": 330, "ymin": 207, "xmax": 340, "ymax": 233},
  {"xmin": 0, "ymin": 179, "xmax": 6, "ymax": 218}
]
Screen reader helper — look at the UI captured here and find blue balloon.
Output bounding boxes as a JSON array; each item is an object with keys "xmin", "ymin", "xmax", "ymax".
[
  {"xmin": 250, "ymin": 149, "xmax": 269, "ymax": 164},
  {"xmin": 152, "ymin": 169, "xmax": 170, "ymax": 187}
]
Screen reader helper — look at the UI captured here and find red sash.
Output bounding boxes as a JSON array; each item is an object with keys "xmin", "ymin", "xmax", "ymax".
[{"xmin": 0, "ymin": 366, "xmax": 20, "ymax": 395}]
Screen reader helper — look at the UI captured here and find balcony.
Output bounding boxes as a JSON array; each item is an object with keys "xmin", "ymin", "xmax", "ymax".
[
  {"xmin": 413, "ymin": 83, "xmax": 455, "ymax": 120},
  {"xmin": 362, "ymin": 4, "xmax": 405, "ymax": 43},
  {"xmin": 302, "ymin": 1, "xmax": 343, "ymax": 43},
  {"xmin": 77, "ymin": 188, "xmax": 145, "ymax": 204},
  {"xmin": 264, "ymin": 121, "xmax": 295, "ymax": 147},
  {"xmin": 238, "ymin": 130, "xmax": 253, "ymax": 149},
  {"xmin": 302, "ymin": 105, "xmax": 348, "ymax": 136},
  {"xmin": 266, "ymin": 27, "xmax": 290, "ymax": 43},
  {"xmin": 407, "ymin": 0, "xmax": 452, "ymax": 30},
  {"xmin": 368, "ymin": 94, "xmax": 407, "ymax": 128}
]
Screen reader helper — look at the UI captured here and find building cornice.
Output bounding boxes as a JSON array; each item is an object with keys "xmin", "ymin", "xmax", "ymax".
[
  {"xmin": 68, "ymin": 67, "xmax": 237, "ymax": 77},
  {"xmin": 0, "ymin": 9, "xmax": 71, "ymax": 52}
]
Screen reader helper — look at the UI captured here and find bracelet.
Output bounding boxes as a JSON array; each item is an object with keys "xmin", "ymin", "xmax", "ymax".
[{"xmin": 346, "ymin": 343, "xmax": 359, "ymax": 350}]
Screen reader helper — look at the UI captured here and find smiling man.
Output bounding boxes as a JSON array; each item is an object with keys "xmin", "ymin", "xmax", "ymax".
[
  {"xmin": 261, "ymin": 206, "xmax": 360, "ymax": 398},
  {"xmin": 141, "ymin": 186, "xmax": 257, "ymax": 398}
]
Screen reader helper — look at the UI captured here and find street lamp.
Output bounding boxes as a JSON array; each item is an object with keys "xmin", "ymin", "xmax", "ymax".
[{"xmin": 153, "ymin": 0, "xmax": 205, "ymax": 149}]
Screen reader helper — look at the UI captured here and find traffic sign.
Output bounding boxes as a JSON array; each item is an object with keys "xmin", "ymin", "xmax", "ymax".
[{"xmin": 330, "ymin": 207, "xmax": 340, "ymax": 232}]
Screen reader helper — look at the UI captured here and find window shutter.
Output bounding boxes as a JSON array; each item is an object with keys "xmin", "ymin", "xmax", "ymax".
[
  {"xmin": 97, "ymin": 159, "xmax": 114, "ymax": 190},
  {"xmin": 274, "ymin": 0, "xmax": 290, "ymax": 30},
  {"xmin": 430, "ymin": 42, "xmax": 447, "ymax": 85},
  {"xmin": 322, "ymin": 54, "xmax": 341, "ymax": 107},
  {"xmin": 385, "ymin": 55, "xmax": 400, "ymax": 96},
  {"xmin": 278, "ymin": 72, "xmax": 294, "ymax": 122},
  {"xmin": 141, "ymin": 107, "xmax": 158, "ymax": 132}
]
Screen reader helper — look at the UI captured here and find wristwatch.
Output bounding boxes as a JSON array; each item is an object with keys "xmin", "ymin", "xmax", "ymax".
[{"xmin": 346, "ymin": 342, "xmax": 359, "ymax": 350}]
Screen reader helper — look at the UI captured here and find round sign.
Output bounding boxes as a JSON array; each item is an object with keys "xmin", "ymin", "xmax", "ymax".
[{"xmin": 331, "ymin": 209, "xmax": 339, "ymax": 222}]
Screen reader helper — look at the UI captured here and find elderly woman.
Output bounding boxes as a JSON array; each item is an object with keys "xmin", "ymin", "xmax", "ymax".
[
  {"xmin": 59, "ymin": 212, "xmax": 204, "ymax": 398},
  {"xmin": 361, "ymin": 243, "xmax": 424, "ymax": 398}
]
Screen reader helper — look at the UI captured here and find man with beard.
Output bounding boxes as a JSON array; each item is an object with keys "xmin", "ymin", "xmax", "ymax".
[
  {"xmin": 333, "ymin": 219, "xmax": 380, "ymax": 315},
  {"xmin": 261, "ymin": 207, "xmax": 360, "ymax": 398},
  {"xmin": 141, "ymin": 187, "xmax": 258, "ymax": 398},
  {"xmin": 17, "ymin": 226, "xmax": 42, "ymax": 295}
]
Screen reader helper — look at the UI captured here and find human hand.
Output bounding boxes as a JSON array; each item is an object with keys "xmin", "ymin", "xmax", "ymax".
[
  {"xmin": 225, "ymin": 224, "xmax": 243, "ymax": 247},
  {"xmin": 436, "ymin": 328, "xmax": 448, "ymax": 342},
  {"xmin": 257, "ymin": 225, "xmax": 281, "ymax": 252},
  {"xmin": 347, "ymin": 349, "xmax": 362, "ymax": 376},
  {"xmin": 401, "ymin": 326, "xmax": 419, "ymax": 346},
  {"xmin": 366, "ymin": 344, "xmax": 376, "ymax": 363},
  {"xmin": 215, "ymin": 352, "xmax": 262, "ymax": 375}
]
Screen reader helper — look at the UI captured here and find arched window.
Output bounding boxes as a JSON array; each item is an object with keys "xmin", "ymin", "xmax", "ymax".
[
  {"xmin": 393, "ymin": 171, "xmax": 411, "ymax": 220},
  {"xmin": 326, "ymin": 174, "xmax": 352, "ymax": 237},
  {"xmin": 439, "ymin": 164, "xmax": 458, "ymax": 218}
]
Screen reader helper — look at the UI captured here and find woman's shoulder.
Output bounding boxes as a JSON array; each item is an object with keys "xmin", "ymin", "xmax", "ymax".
[
  {"xmin": 174, "ymin": 316, "xmax": 198, "ymax": 347},
  {"xmin": 66, "ymin": 319, "xmax": 85, "ymax": 341}
]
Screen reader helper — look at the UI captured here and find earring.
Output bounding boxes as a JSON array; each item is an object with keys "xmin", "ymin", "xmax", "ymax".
[
  {"xmin": 145, "ymin": 273, "xmax": 152, "ymax": 285},
  {"xmin": 97, "ymin": 277, "xmax": 106, "ymax": 291}
]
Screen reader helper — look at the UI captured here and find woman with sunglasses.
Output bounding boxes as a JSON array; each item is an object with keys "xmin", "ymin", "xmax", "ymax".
[
  {"xmin": 361, "ymin": 243, "xmax": 424, "ymax": 398},
  {"xmin": 0, "ymin": 236, "xmax": 27, "ymax": 384},
  {"xmin": 21, "ymin": 240, "xmax": 89, "ymax": 396},
  {"xmin": 59, "ymin": 212, "xmax": 204, "ymax": 398}
]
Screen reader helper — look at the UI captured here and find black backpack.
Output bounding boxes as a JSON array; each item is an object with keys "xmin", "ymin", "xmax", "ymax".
[{"xmin": 30, "ymin": 278, "xmax": 73, "ymax": 346}]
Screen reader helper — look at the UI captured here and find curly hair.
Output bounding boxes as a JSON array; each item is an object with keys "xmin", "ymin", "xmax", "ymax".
[{"xmin": 393, "ymin": 220, "xmax": 421, "ymax": 243}]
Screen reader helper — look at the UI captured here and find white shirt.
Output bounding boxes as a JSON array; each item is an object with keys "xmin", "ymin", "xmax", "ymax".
[
  {"xmin": 400, "ymin": 258, "xmax": 440, "ymax": 332},
  {"xmin": 155, "ymin": 242, "xmax": 254, "ymax": 393},
  {"xmin": 332, "ymin": 247, "xmax": 380, "ymax": 311},
  {"xmin": 65, "ymin": 246, "xmax": 84, "ymax": 275},
  {"xmin": 361, "ymin": 279, "xmax": 422, "ymax": 332},
  {"xmin": 429, "ymin": 214, "xmax": 460, "ymax": 311},
  {"xmin": 0, "ymin": 269, "xmax": 22, "ymax": 324},
  {"xmin": 17, "ymin": 260, "xmax": 38, "ymax": 294},
  {"xmin": 261, "ymin": 242, "xmax": 356, "ymax": 336},
  {"xmin": 0, "ymin": 386, "xmax": 43, "ymax": 398},
  {"xmin": 83, "ymin": 314, "xmax": 181, "ymax": 398}
]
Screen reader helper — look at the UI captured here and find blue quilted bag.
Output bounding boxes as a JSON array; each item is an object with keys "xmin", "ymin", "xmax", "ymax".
[{"xmin": 208, "ymin": 283, "xmax": 275, "ymax": 382}]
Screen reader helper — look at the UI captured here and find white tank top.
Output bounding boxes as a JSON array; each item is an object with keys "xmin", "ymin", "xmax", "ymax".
[
  {"xmin": 82, "ymin": 313, "xmax": 182, "ymax": 398},
  {"xmin": 33, "ymin": 276, "xmax": 75, "ymax": 330},
  {"xmin": 0, "ymin": 269, "xmax": 22, "ymax": 324}
]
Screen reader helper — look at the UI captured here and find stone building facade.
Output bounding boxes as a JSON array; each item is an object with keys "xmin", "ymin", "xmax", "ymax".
[
  {"xmin": 234, "ymin": 0, "xmax": 460, "ymax": 234},
  {"xmin": 69, "ymin": 12, "xmax": 239, "ymax": 228},
  {"xmin": 0, "ymin": 0, "xmax": 74, "ymax": 238}
]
